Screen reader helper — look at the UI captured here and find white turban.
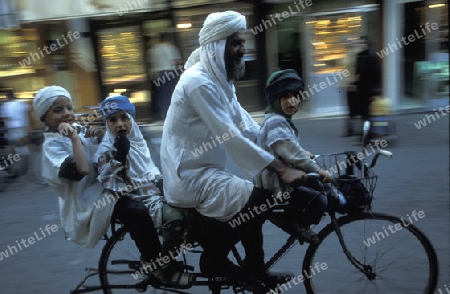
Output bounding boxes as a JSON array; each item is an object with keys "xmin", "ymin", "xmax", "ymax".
[
  {"xmin": 184, "ymin": 10, "xmax": 246, "ymax": 69},
  {"xmin": 33, "ymin": 86, "xmax": 72, "ymax": 120}
]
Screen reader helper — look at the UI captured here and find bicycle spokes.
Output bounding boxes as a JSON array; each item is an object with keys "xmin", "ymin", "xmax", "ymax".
[{"xmin": 303, "ymin": 212, "xmax": 438, "ymax": 294}]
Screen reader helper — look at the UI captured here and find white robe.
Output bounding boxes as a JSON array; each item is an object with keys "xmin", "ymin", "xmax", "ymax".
[
  {"xmin": 42, "ymin": 130, "xmax": 115, "ymax": 248},
  {"xmin": 160, "ymin": 62, "xmax": 274, "ymax": 221}
]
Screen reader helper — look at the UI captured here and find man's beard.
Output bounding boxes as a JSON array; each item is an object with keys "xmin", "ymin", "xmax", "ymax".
[{"xmin": 225, "ymin": 53, "xmax": 245, "ymax": 81}]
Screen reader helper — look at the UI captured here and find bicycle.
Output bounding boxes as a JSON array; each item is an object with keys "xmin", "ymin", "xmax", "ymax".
[{"xmin": 70, "ymin": 123, "xmax": 438, "ymax": 294}]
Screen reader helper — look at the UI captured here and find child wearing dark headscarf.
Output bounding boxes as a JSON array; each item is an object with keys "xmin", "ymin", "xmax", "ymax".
[{"xmin": 254, "ymin": 70, "xmax": 332, "ymax": 243}]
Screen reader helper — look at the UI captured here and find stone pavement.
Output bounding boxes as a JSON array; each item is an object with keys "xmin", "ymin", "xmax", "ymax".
[{"xmin": 0, "ymin": 112, "xmax": 447, "ymax": 294}]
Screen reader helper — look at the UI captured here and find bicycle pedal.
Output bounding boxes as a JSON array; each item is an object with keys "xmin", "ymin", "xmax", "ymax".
[{"xmin": 135, "ymin": 280, "xmax": 148, "ymax": 292}]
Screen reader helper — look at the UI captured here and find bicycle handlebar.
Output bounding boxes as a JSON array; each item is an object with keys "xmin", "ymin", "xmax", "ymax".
[
  {"xmin": 290, "ymin": 172, "xmax": 326, "ymax": 188},
  {"xmin": 369, "ymin": 149, "xmax": 393, "ymax": 168}
]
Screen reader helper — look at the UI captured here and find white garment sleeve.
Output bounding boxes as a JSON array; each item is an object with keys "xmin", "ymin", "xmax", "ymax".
[
  {"xmin": 42, "ymin": 139, "xmax": 73, "ymax": 187},
  {"xmin": 188, "ymin": 82, "xmax": 274, "ymax": 179},
  {"xmin": 237, "ymin": 104, "xmax": 260, "ymax": 142}
]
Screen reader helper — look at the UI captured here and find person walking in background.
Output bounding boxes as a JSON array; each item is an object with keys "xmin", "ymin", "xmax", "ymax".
[
  {"xmin": 338, "ymin": 38, "xmax": 359, "ymax": 137},
  {"xmin": 0, "ymin": 89, "xmax": 30, "ymax": 177},
  {"xmin": 355, "ymin": 36, "xmax": 379, "ymax": 123},
  {"xmin": 149, "ymin": 32, "xmax": 182, "ymax": 121}
]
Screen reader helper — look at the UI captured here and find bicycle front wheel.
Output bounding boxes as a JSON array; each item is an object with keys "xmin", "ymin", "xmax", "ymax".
[{"xmin": 302, "ymin": 211, "xmax": 438, "ymax": 294}]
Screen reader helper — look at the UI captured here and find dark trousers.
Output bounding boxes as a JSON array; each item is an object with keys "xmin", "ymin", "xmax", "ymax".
[
  {"xmin": 195, "ymin": 186, "xmax": 327, "ymax": 274},
  {"xmin": 194, "ymin": 187, "xmax": 274, "ymax": 274},
  {"xmin": 112, "ymin": 197, "xmax": 161, "ymax": 262},
  {"xmin": 346, "ymin": 90, "xmax": 358, "ymax": 135},
  {"xmin": 289, "ymin": 186, "xmax": 328, "ymax": 226},
  {"xmin": 346, "ymin": 90, "xmax": 372, "ymax": 135}
]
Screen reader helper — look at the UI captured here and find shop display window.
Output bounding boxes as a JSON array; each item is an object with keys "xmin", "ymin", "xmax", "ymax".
[
  {"xmin": 0, "ymin": 28, "xmax": 41, "ymax": 78},
  {"xmin": 98, "ymin": 26, "xmax": 146, "ymax": 85},
  {"xmin": 306, "ymin": 13, "xmax": 364, "ymax": 75}
]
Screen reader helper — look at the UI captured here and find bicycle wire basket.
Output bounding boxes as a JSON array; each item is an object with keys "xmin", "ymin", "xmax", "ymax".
[{"xmin": 314, "ymin": 152, "xmax": 378, "ymax": 211}]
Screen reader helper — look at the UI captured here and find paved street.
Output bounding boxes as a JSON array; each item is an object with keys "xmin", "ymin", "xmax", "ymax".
[{"xmin": 0, "ymin": 113, "xmax": 448, "ymax": 294}]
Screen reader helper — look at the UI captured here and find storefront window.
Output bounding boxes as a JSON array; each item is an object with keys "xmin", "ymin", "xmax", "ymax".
[
  {"xmin": 98, "ymin": 26, "xmax": 146, "ymax": 86},
  {"xmin": 405, "ymin": 2, "xmax": 448, "ymax": 104},
  {"xmin": 306, "ymin": 13, "xmax": 364, "ymax": 74},
  {"xmin": 0, "ymin": 28, "xmax": 41, "ymax": 78},
  {"xmin": 0, "ymin": 27, "xmax": 46, "ymax": 101},
  {"xmin": 300, "ymin": 6, "xmax": 379, "ymax": 114}
]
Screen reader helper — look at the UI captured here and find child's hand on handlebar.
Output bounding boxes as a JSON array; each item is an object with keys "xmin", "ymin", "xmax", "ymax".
[{"xmin": 319, "ymin": 170, "xmax": 333, "ymax": 183}]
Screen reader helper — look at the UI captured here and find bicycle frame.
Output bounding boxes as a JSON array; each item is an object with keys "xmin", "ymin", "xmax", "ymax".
[{"xmin": 326, "ymin": 212, "xmax": 376, "ymax": 280}]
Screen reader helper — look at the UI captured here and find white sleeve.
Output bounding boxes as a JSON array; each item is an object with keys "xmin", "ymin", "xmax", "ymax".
[
  {"xmin": 42, "ymin": 139, "xmax": 73, "ymax": 187},
  {"xmin": 188, "ymin": 81, "xmax": 274, "ymax": 179},
  {"xmin": 237, "ymin": 104, "xmax": 260, "ymax": 142}
]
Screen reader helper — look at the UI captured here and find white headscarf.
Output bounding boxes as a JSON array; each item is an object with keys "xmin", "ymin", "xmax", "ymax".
[
  {"xmin": 95, "ymin": 113, "xmax": 161, "ymax": 182},
  {"xmin": 184, "ymin": 10, "xmax": 247, "ymax": 70},
  {"xmin": 33, "ymin": 86, "xmax": 72, "ymax": 120},
  {"xmin": 184, "ymin": 11, "xmax": 246, "ymax": 116}
]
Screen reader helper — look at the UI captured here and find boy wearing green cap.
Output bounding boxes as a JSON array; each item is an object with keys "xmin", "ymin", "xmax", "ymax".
[{"xmin": 254, "ymin": 69, "xmax": 332, "ymax": 243}]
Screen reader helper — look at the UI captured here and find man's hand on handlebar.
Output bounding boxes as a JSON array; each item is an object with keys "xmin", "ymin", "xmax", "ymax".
[
  {"xmin": 280, "ymin": 166, "xmax": 306, "ymax": 185},
  {"xmin": 270, "ymin": 158, "xmax": 306, "ymax": 184}
]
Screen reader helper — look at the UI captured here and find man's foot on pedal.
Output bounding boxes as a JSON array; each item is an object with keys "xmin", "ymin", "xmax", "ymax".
[
  {"xmin": 242, "ymin": 260, "xmax": 293, "ymax": 291},
  {"xmin": 200, "ymin": 256, "xmax": 244, "ymax": 282},
  {"xmin": 264, "ymin": 271, "xmax": 294, "ymax": 289},
  {"xmin": 158, "ymin": 261, "xmax": 195, "ymax": 289}
]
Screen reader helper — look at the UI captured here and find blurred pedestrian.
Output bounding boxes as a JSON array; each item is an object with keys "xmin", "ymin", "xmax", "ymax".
[
  {"xmin": 0, "ymin": 89, "xmax": 30, "ymax": 176},
  {"xmin": 355, "ymin": 36, "xmax": 379, "ymax": 122},
  {"xmin": 338, "ymin": 39, "xmax": 359, "ymax": 136},
  {"xmin": 149, "ymin": 32, "xmax": 182, "ymax": 121}
]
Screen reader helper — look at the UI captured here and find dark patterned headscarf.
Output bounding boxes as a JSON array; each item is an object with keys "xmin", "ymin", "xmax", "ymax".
[{"xmin": 264, "ymin": 69, "xmax": 304, "ymax": 133}]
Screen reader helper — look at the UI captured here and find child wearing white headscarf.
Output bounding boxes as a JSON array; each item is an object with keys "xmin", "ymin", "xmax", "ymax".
[
  {"xmin": 95, "ymin": 95, "xmax": 193, "ymax": 287},
  {"xmin": 34, "ymin": 85, "xmax": 114, "ymax": 248}
]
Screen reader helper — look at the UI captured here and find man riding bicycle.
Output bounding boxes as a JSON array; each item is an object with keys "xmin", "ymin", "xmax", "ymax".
[{"xmin": 160, "ymin": 10, "xmax": 305, "ymax": 288}]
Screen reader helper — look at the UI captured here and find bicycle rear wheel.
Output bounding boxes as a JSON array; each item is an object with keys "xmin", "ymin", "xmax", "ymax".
[
  {"xmin": 98, "ymin": 226, "xmax": 161, "ymax": 294},
  {"xmin": 302, "ymin": 211, "xmax": 438, "ymax": 294}
]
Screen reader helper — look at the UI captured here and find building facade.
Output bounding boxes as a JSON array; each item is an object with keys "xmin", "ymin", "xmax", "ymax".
[{"xmin": 0, "ymin": 0, "xmax": 447, "ymax": 122}]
